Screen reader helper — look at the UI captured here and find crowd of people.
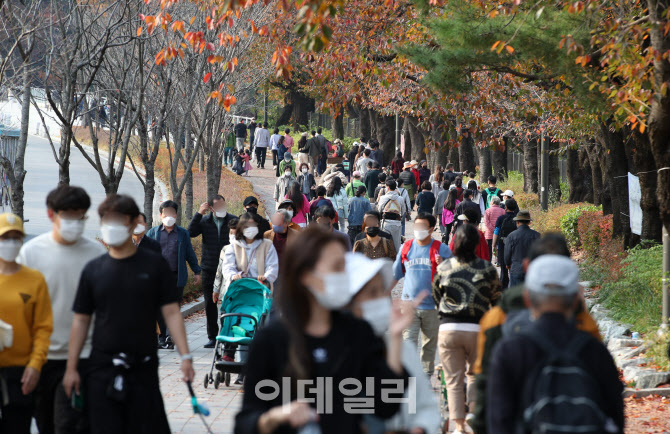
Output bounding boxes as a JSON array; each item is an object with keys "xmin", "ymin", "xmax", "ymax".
[{"xmin": 0, "ymin": 131, "xmax": 626, "ymax": 434}]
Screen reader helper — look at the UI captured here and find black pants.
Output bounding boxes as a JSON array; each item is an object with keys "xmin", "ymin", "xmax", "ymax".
[
  {"xmin": 85, "ymin": 363, "xmax": 169, "ymax": 434},
  {"xmin": 255, "ymin": 146, "xmax": 267, "ymax": 168},
  {"xmin": 201, "ymin": 270, "xmax": 219, "ymax": 340},
  {"xmin": 0, "ymin": 367, "xmax": 34, "ymax": 434},
  {"xmin": 347, "ymin": 225, "xmax": 362, "ymax": 246},
  {"xmin": 272, "ymin": 149, "xmax": 278, "ymax": 167},
  {"xmin": 497, "ymin": 243, "xmax": 509, "ymax": 289},
  {"xmin": 487, "ymin": 239, "xmax": 493, "ymax": 262},
  {"xmin": 34, "ymin": 359, "xmax": 89, "ymax": 434},
  {"xmin": 157, "ymin": 276, "xmax": 184, "ymax": 340}
]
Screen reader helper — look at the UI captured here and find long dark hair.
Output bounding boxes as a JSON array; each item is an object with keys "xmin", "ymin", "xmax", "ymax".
[
  {"xmin": 454, "ymin": 176, "xmax": 463, "ymax": 188},
  {"xmin": 326, "ymin": 176, "xmax": 343, "ymax": 197},
  {"xmin": 452, "ymin": 224, "xmax": 479, "ymax": 262},
  {"xmin": 444, "ymin": 188, "xmax": 459, "ymax": 211},
  {"xmin": 287, "ymin": 181, "xmax": 305, "ymax": 211},
  {"xmin": 355, "ymin": 185, "xmax": 367, "ymax": 197},
  {"xmin": 278, "ymin": 227, "xmax": 348, "ymax": 380},
  {"xmin": 298, "ymin": 135, "xmax": 307, "ymax": 149},
  {"xmin": 392, "ymin": 151, "xmax": 403, "ymax": 162}
]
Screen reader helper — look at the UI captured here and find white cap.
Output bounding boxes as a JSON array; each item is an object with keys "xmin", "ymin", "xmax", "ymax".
[
  {"xmin": 457, "ymin": 214, "xmax": 468, "ymax": 221},
  {"xmin": 345, "ymin": 253, "xmax": 394, "ymax": 300},
  {"xmin": 525, "ymin": 255, "xmax": 579, "ymax": 295},
  {"xmin": 503, "ymin": 190, "xmax": 514, "ymax": 197}
]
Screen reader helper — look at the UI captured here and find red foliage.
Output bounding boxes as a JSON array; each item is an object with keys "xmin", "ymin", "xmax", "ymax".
[{"xmin": 577, "ymin": 210, "xmax": 613, "ymax": 260}]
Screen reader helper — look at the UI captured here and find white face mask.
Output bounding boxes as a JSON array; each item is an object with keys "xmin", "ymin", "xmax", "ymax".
[
  {"xmin": 302, "ymin": 168, "xmax": 308, "ymax": 174},
  {"xmin": 308, "ymin": 272, "xmax": 351, "ymax": 309},
  {"xmin": 214, "ymin": 210, "xmax": 227, "ymax": 218},
  {"xmin": 0, "ymin": 239, "xmax": 23, "ymax": 262},
  {"xmin": 286, "ymin": 210, "xmax": 294, "ymax": 219},
  {"xmin": 243, "ymin": 226, "xmax": 259, "ymax": 239},
  {"xmin": 162, "ymin": 216, "xmax": 176, "ymax": 227},
  {"xmin": 414, "ymin": 229, "xmax": 430, "ymax": 241},
  {"xmin": 133, "ymin": 224, "xmax": 146, "ymax": 235},
  {"xmin": 285, "ymin": 171, "xmax": 292, "ymax": 177},
  {"xmin": 360, "ymin": 297, "xmax": 392, "ymax": 336},
  {"xmin": 101, "ymin": 223, "xmax": 131, "ymax": 247},
  {"xmin": 59, "ymin": 218, "xmax": 86, "ymax": 242}
]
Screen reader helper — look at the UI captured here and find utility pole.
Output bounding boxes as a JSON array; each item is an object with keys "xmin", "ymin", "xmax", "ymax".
[
  {"xmin": 540, "ymin": 132, "xmax": 548, "ymax": 211},
  {"xmin": 663, "ymin": 225, "xmax": 669, "ymax": 328},
  {"xmin": 395, "ymin": 113, "xmax": 400, "ymax": 151}
]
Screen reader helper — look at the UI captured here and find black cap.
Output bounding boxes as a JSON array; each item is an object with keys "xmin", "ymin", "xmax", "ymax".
[{"xmin": 243, "ymin": 196, "xmax": 259, "ymax": 207}]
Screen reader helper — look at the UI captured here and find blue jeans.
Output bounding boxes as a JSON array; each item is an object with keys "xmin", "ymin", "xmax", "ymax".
[
  {"xmin": 509, "ymin": 273, "xmax": 525, "ymax": 288},
  {"xmin": 224, "ymin": 147, "xmax": 234, "ymax": 165}
]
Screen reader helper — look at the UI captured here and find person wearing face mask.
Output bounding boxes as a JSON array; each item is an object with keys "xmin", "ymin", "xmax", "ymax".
[
  {"xmin": 264, "ymin": 210, "xmax": 298, "ymax": 268},
  {"xmin": 278, "ymin": 152, "xmax": 296, "ymax": 178},
  {"xmin": 146, "ymin": 200, "xmax": 201, "ymax": 349},
  {"xmin": 353, "ymin": 211, "xmax": 396, "ymax": 260},
  {"xmin": 297, "ymin": 162, "xmax": 316, "ymax": 200},
  {"xmin": 63, "ymin": 194, "xmax": 195, "ymax": 433},
  {"xmin": 242, "ymin": 196, "xmax": 271, "ymax": 235},
  {"xmin": 0, "ymin": 213, "xmax": 53, "ymax": 433},
  {"xmin": 17, "ymin": 185, "xmax": 106, "ymax": 434},
  {"xmin": 277, "ymin": 200, "xmax": 302, "ymax": 231},
  {"xmin": 221, "ymin": 213, "xmax": 278, "ymax": 384},
  {"xmin": 393, "ymin": 212, "xmax": 452, "ymax": 377},
  {"xmin": 235, "ymin": 227, "xmax": 411, "ymax": 434},
  {"xmin": 274, "ymin": 167, "xmax": 296, "ymax": 209},
  {"xmin": 213, "ymin": 218, "xmax": 239, "ymax": 304},
  {"xmin": 188, "ymin": 195, "xmax": 237, "ymax": 348},
  {"xmin": 132, "ymin": 212, "xmax": 160, "ymax": 253},
  {"xmin": 285, "ymin": 181, "xmax": 311, "ymax": 228},
  {"xmin": 345, "ymin": 253, "xmax": 441, "ymax": 434}
]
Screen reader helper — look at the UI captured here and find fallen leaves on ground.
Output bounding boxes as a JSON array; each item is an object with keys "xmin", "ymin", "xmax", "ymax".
[{"xmin": 625, "ymin": 394, "xmax": 670, "ymax": 433}]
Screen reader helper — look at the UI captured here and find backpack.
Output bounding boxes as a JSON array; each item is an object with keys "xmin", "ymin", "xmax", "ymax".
[
  {"xmin": 499, "ymin": 213, "xmax": 517, "ymax": 240},
  {"xmin": 400, "ymin": 239, "xmax": 441, "ymax": 280},
  {"xmin": 518, "ymin": 330, "xmax": 609, "ymax": 434},
  {"xmin": 486, "ymin": 188, "xmax": 500, "ymax": 209},
  {"xmin": 336, "ymin": 144, "xmax": 344, "ymax": 157},
  {"xmin": 382, "ymin": 196, "xmax": 402, "ymax": 220}
]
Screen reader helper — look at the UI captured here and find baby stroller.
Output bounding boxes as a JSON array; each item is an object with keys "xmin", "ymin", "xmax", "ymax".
[{"xmin": 204, "ymin": 278, "xmax": 272, "ymax": 388}]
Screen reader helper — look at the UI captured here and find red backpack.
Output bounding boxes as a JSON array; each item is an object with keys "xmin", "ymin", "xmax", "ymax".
[{"xmin": 400, "ymin": 239, "xmax": 442, "ymax": 280}]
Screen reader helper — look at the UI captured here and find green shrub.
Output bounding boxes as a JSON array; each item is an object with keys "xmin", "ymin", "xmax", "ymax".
[
  {"xmin": 598, "ymin": 244, "xmax": 663, "ymax": 334},
  {"xmin": 559, "ymin": 204, "xmax": 600, "ymax": 248}
]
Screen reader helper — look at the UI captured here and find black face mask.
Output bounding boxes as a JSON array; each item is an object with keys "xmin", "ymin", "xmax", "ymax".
[
  {"xmin": 246, "ymin": 207, "xmax": 258, "ymax": 214},
  {"xmin": 366, "ymin": 226, "xmax": 380, "ymax": 237}
]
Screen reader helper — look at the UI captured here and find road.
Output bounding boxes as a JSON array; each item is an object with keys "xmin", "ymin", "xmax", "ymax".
[{"xmin": 21, "ymin": 134, "xmax": 146, "ymax": 238}]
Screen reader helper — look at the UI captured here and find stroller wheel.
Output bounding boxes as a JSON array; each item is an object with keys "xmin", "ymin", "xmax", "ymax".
[
  {"xmin": 214, "ymin": 372, "xmax": 222, "ymax": 389},
  {"xmin": 224, "ymin": 372, "xmax": 231, "ymax": 387},
  {"xmin": 203, "ymin": 373, "xmax": 209, "ymax": 389}
]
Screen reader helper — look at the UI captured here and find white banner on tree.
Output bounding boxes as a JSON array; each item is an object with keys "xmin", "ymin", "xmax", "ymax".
[{"xmin": 628, "ymin": 172, "xmax": 642, "ymax": 236}]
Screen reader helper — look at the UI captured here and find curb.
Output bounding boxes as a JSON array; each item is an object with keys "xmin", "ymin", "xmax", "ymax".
[
  {"xmin": 623, "ymin": 387, "xmax": 670, "ymax": 398},
  {"xmin": 181, "ymin": 296, "xmax": 205, "ymax": 318}
]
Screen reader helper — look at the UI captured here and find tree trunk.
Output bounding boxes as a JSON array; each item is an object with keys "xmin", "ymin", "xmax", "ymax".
[
  {"xmin": 289, "ymin": 90, "xmax": 314, "ymax": 129},
  {"xmin": 546, "ymin": 138, "xmax": 561, "ymax": 204},
  {"xmin": 646, "ymin": 0, "xmax": 670, "ymax": 235},
  {"xmin": 427, "ymin": 119, "xmax": 449, "ymax": 170},
  {"xmin": 198, "ymin": 147, "xmax": 205, "ymax": 172},
  {"xmin": 184, "ymin": 116, "xmax": 194, "ymax": 221},
  {"xmin": 332, "ymin": 113, "xmax": 344, "ymax": 140},
  {"xmin": 523, "ymin": 139, "xmax": 538, "ymax": 194},
  {"xmin": 598, "ymin": 123, "xmax": 629, "ymax": 240},
  {"xmin": 369, "ymin": 109, "xmax": 378, "ymax": 142},
  {"xmin": 578, "ymin": 147, "xmax": 594, "ymax": 203},
  {"xmin": 401, "ymin": 116, "xmax": 411, "ymax": 160},
  {"xmin": 566, "ymin": 147, "xmax": 582, "ymax": 203},
  {"xmin": 12, "ymin": 62, "xmax": 30, "ymax": 218},
  {"xmin": 631, "ymin": 130, "xmax": 663, "ymax": 242},
  {"xmin": 360, "ymin": 108, "xmax": 372, "ymax": 142},
  {"xmin": 584, "ymin": 140, "xmax": 603, "ymax": 206},
  {"xmin": 407, "ymin": 117, "xmax": 425, "ymax": 162},
  {"xmin": 374, "ymin": 114, "xmax": 395, "ymax": 166},
  {"xmin": 458, "ymin": 133, "xmax": 476, "ymax": 173},
  {"xmin": 479, "ymin": 147, "xmax": 492, "ymax": 184},
  {"xmin": 492, "ymin": 139, "xmax": 508, "ymax": 181}
]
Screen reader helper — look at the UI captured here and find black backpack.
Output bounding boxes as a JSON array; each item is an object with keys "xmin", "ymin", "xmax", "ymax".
[
  {"xmin": 518, "ymin": 330, "xmax": 610, "ymax": 434},
  {"xmin": 499, "ymin": 213, "xmax": 517, "ymax": 240}
]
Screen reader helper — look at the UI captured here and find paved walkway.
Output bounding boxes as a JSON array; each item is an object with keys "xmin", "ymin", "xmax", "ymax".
[{"xmin": 159, "ymin": 160, "xmax": 435, "ymax": 433}]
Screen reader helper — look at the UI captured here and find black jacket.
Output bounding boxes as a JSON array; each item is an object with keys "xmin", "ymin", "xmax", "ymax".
[
  {"xmin": 234, "ymin": 311, "xmax": 409, "ymax": 434},
  {"xmin": 503, "ymin": 224, "xmax": 540, "ymax": 277},
  {"xmin": 137, "ymin": 235, "xmax": 161, "ymax": 253},
  {"xmin": 187, "ymin": 212, "xmax": 236, "ymax": 271},
  {"xmin": 487, "ymin": 313, "xmax": 624, "ymax": 434},
  {"xmin": 234, "ymin": 122, "xmax": 247, "ymax": 138}
]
